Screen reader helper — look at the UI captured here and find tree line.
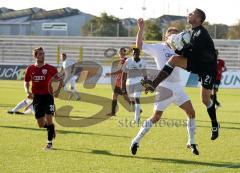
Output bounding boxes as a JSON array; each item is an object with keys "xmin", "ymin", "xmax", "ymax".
[{"xmin": 81, "ymin": 13, "xmax": 240, "ymax": 40}]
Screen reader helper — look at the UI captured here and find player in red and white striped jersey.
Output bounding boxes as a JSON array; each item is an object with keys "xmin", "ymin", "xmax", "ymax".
[{"xmin": 105, "ymin": 47, "xmax": 130, "ymax": 116}]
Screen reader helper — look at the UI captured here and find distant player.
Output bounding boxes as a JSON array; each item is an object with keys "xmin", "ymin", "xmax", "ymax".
[
  {"xmin": 141, "ymin": 8, "xmax": 220, "ymax": 140},
  {"xmin": 24, "ymin": 47, "xmax": 63, "ymax": 150},
  {"xmin": 61, "ymin": 53, "xmax": 80, "ymax": 100},
  {"xmin": 211, "ymin": 50, "xmax": 227, "ymax": 108},
  {"xmin": 122, "ymin": 48, "xmax": 147, "ymax": 123},
  {"xmin": 7, "ymin": 97, "xmax": 34, "ymax": 115},
  {"xmin": 130, "ymin": 20, "xmax": 199, "ymax": 155},
  {"xmin": 105, "ymin": 47, "xmax": 131, "ymax": 116}
]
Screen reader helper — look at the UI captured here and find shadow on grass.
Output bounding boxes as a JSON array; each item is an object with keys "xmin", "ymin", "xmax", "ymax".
[
  {"xmin": 53, "ymin": 148, "xmax": 240, "ymax": 169},
  {"xmin": 0, "ymin": 125, "xmax": 130, "ymax": 139},
  {"xmin": 0, "ymin": 103, "xmax": 16, "ymax": 108},
  {"xmin": 195, "ymin": 119, "xmax": 240, "ymax": 126},
  {"xmin": 197, "ymin": 125, "xmax": 240, "ymax": 131},
  {"xmin": 160, "ymin": 118, "xmax": 240, "ymax": 126}
]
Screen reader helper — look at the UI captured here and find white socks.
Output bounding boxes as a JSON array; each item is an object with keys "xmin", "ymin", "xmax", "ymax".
[
  {"xmin": 12, "ymin": 100, "xmax": 27, "ymax": 112},
  {"xmin": 134, "ymin": 104, "xmax": 141, "ymax": 123},
  {"xmin": 132, "ymin": 117, "xmax": 196, "ymax": 146},
  {"xmin": 132, "ymin": 119, "xmax": 153, "ymax": 144},
  {"xmin": 24, "ymin": 105, "xmax": 34, "ymax": 114},
  {"xmin": 187, "ymin": 118, "xmax": 196, "ymax": 145}
]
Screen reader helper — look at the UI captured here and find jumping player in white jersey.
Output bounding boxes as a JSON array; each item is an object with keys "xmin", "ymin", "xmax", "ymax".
[
  {"xmin": 61, "ymin": 53, "xmax": 80, "ymax": 100},
  {"xmin": 130, "ymin": 18, "xmax": 199, "ymax": 155},
  {"xmin": 122, "ymin": 48, "xmax": 147, "ymax": 123}
]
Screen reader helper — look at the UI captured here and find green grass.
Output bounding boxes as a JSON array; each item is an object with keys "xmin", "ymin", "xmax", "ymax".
[{"xmin": 0, "ymin": 80, "xmax": 239, "ymax": 173}]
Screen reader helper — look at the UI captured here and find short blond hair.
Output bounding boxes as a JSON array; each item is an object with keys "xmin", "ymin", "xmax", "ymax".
[{"xmin": 165, "ymin": 27, "xmax": 179, "ymax": 38}]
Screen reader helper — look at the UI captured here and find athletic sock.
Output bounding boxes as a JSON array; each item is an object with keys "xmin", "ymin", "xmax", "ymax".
[
  {"xmin": 211, "ymin": 94, "xmax": 217, "ymax": 105},
  {"xmin": 207, "ymin": 101, "xmax": 218, "ymax": 127},
  {"xmin": 153, "ymin": 63, "xmax": 174, "ymax": 87},
  {"xmin": 23, "ymin": 109, "xmax": 30, "ymax": 114},
  {"xmin": 111, "ymin": 100, "xmax": 117, "ymax": 114},
  {"xmin": 131, "ymin": 101, "xmax": 135, "ymax": 111},
  {"xmin": 47, "ymin": 124, "xmax": 54, "ymax": 141},
  {"xmin": 215, "ymin": 94, "xmax": 220, "ymax": 106},
  {"xmin": 47, "ymin": 140, "xmax": 52, "ymax": 144},
  {"xmin": 187, "ymin": 118, "xmax": 196, "ymax": 145},
  {"xmin": 134, "ymin": 104, "xmax": 141, "ymax": 122},
  {"xmin": 23, "ymin": 104, "xmax": 33, "ymax": 114},
  {"xmin": 12, "ymin": 100, "xmax": 28, "ymax": 112},
  {"xmin": 211, "ymin": 93, "xmax": 216, "ymax": 104},
  {"xmin": 132, "ymin": 119, "xmax": 153, "ymax": 144},
  {"xmin": 29, "ymin": 105, "xmax": 35, "ymax": 114}
]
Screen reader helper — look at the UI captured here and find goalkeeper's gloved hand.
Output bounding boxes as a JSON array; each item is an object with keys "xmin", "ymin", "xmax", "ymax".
[{"xmin": 141, "ymin": 78, "xmax": 156, "ymax": 94}]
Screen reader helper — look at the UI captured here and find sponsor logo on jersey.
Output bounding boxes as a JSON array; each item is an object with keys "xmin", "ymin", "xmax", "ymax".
[
  {"xmin": 165, "ymin": 53, "xmax": 175, "ymax": 58},
  {"xmin": 33, "ymin": 75, "xmax": 45, "ymax": 81}
]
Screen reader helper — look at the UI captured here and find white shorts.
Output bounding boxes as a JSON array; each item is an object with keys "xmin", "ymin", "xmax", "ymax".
[
  {"xmin": 154, "ymin": 83, "xmax": 189, "ymax": 111},
  {"xmin": 126, "ymin": 82, "xmax": 142, "ymax": 98}
]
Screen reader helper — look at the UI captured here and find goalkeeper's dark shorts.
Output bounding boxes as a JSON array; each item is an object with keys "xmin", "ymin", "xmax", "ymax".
[
  {"xmin": 187, "ymin": 59, "xmax": 215, "ymax": 74},
  {"xmin": 198, "ymin": 73, "xmax": 216, "ymax": 90},
  {"xmin": 186, "ymin": 58, "xmax": 217, "ymax": 90}
]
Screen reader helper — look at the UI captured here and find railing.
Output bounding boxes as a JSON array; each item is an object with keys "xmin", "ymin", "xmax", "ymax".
[{"xmin": 0, "ymin": 35, "xmax": 239, "ymax": 69}]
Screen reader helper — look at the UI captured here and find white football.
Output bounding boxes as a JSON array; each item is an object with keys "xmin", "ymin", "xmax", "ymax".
[{"xmin": 167, "ymin": 31, "xmax": 191, "ymax": 51}]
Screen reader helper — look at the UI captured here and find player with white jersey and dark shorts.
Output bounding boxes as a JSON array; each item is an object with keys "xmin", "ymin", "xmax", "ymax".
[
  {"xmin": 130, "ymin": 21, "xmax": 199, "ymax": 155},
  {"xmin": 61, "ymin": 53, "xmax": 80, "ymax": 100},
  {"xmin": 122, "ymin": 48, "xmax": 147, "ymax": 123},
  {"xmin": 24, "ymin": 47, "xmax": 63, "ymax": 150}
]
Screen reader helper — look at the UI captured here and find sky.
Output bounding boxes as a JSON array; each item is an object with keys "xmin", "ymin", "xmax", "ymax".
[{"xmin": 0, "ymin": 0, "xmax": 239, "ymax": 25}]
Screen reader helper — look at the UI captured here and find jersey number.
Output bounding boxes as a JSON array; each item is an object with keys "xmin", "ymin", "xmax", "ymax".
[
  {"xmin": 204, "ymin": 75, "xmax": 212, "ymax": 85},
  {"xmin": 50, "ymin": 105, "xmax": 55, "ymax": 112}
]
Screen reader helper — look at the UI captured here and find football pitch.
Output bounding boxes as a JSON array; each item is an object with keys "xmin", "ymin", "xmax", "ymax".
[{"xmin": 0, "ymin": 80, "xmax": 239, "ymax": 173}]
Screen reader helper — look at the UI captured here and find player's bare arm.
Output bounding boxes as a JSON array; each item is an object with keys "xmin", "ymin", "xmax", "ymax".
[
  {"xmin": 136, "ymin": 18, "xmax": 144, "ymax": 49},
  {"xmin": 53, "ymin": 74, "xmax": 64, "ymax": 97},
  {"xmin": 105, "ymin": 69, "xmax": 122, "ymax": 76},
  {"xmin": 24, "ymin": 81, "xmax": 33, "ymax": 99}
]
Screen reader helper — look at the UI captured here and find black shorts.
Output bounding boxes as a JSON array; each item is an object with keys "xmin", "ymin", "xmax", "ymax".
[
  {"xmin": 186, "ymin": 58, "xmax": 216, "ymax": 90},
  {"xmin": 33, "ymin": 94, "xmax": 55, "ymax": 119},
  {"xmin": 213, "ymin": 80, "xmax": 221, "ymax": 90},
  {"xmin": 186, "ymin": 52, "xmax": 217, "ymax": 72},
  {"xmin": 187, "ymin": 59, "xmax": 216, "ymax": 75},
  {"xmin": 198, "ymin": 74, "xmax": 216, "ymax": 90},
  {"xmin": 114, "ymin": 86, "xmax": 127, "ymax": 95}
]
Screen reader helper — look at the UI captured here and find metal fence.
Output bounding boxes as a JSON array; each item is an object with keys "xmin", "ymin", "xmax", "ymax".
[{"xmin": 0, "ymin": 35, "xmax": 239, "ymax": 69}]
